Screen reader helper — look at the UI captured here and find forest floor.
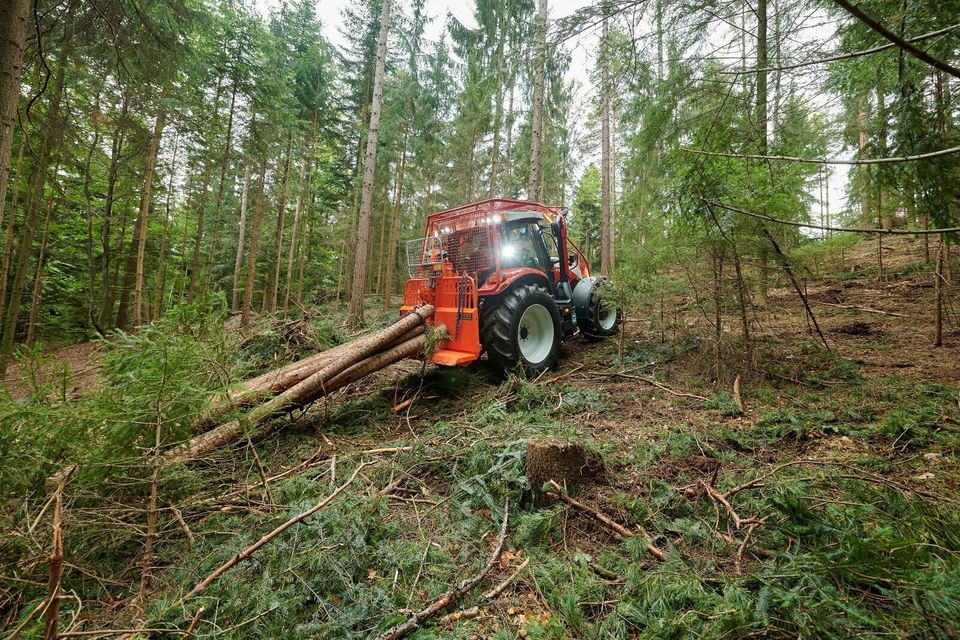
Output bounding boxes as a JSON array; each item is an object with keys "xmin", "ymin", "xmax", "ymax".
[{"xmin": 4, "ymin": 235, "xmax": 960, "ymax": 639}]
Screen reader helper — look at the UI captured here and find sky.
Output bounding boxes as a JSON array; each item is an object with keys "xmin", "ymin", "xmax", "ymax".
[{"xmin": 251, "ymin": 0, "xmax": 849, "ymax": 227}]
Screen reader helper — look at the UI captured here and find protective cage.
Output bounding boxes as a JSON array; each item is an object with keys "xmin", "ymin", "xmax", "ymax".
[{"xmin": 405, "ymin": 236, "xmax": 443, "ymax": 278}]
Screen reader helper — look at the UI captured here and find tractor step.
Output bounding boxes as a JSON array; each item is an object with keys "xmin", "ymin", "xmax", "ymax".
[{"xmin": 431, "ymin": 348, "xmax": 479, "ymax": 366}]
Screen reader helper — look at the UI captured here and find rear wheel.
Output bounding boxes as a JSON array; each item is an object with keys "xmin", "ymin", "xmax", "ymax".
[{"xmin": 482, "ymin": 283, "xmax": 561, "ymax": 372}]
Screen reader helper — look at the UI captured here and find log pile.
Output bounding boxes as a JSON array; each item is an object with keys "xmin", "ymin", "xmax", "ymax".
[{"xmin": 166, "ymin": 305, "xmax": 435, "ymax": 466}]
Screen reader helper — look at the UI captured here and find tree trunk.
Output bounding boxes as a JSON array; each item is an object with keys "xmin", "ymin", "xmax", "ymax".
[
  {"xmin": 267, "ymin": 135, "xmax": 293, "ymax": 313},
  {"xmin": 132, "ymin": 99, "xmax": 167, "ymax": 327},
  {"xmin": 231, "ymin": 162, "xmax": 251, "ymax": 314},
  {"xmin": 187, "ymin": 162, "xmax": 214, "ymax": 303},
  {"xmin": 206, "ymin": 71, "xmax": 240, "ymax": 279},
  {"xmin": 170, "ymin": 308, "xmax": 431, "ymax": 465},
  {"xmin": 347, "ymin": 0, "xmax": 392, "ymax": 327},
  {"xmin": 241, "ymin": 158, "xmax": 269, "ymax": 327},
  {"xmin": 83, "ymin": 92, "xmax": 103, "ymax": 334},
  {"xmin": 383, "ymin": 129, "xmax": 409, "ymax": 310},
  {"xmin": 0, "ymin": 132, "xmax": 26, "ymax": 327},
  {"xmin": 97, "ymin": 94, "xmax": 129, "ymax": 330},
  {"xmin": 26, "ymin": 192, "xmax": 55, "ymax": 346},
  {"xmin": 755, "ymin": 0, "xmax": 769, "ymax": 307},
  {"xmin": 1, "ymin": 13, "xmax": 72, "ymax": 360},
  {"xmin": 489, "ymin": 0, "xmax": 506, "ymax": 197},
  {"xmin": 153, "ymin": 131, "xmax": 180, "ymax": 320},
  {"xmin": 188, "ymin": 78, "xmax": 224, "ymax": 302},
  {"xmin": 285, "ymin": 132, "xmax": 314, "ymax": 310},
  {"xmin": 527, "ymin": 0, "xmax": 547, "ymax": 200},
  {"xmin": 0, "ymin": 0, "xmax": 30, "ymax": 243},
  {"xmin": 600, "ymin": 7, "xmax": 612, "ymax": 276},
  {"xmin": 935, "ymin": 237, "xmax": 944, "ymax": 347}
]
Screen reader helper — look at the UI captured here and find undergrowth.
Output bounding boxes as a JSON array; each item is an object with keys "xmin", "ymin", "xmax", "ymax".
[{"xmin": 3, "ymin": 294, "xmax": 960, "ymax": 639}]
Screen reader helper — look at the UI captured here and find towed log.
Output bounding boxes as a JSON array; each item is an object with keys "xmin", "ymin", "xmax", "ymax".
[
  {"xmin": 166, "ymin": 332, "xmax": 430, "ymax": 466},
  {"xmin": 196, "ymin": 306, "xmax": 434, "ymax": 430}
]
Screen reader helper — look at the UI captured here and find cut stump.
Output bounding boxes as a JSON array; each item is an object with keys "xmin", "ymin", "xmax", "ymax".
[{"xmin": 525, "ymin": 438, "xmax": 604, "ymax": 507}]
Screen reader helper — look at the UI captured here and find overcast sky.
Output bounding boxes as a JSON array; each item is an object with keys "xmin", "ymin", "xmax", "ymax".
[{"xmin": 251, "ymin": 0, "xmax": 848, "ymax": 224}]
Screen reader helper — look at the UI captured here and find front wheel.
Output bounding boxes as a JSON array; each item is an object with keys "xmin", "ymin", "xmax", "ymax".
[{"xmin": 482, "ymin": 283, "xmax": 562, "ymax": 372}]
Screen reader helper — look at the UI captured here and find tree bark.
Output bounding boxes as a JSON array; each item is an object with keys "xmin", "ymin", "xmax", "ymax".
[
  {"xmin": 0, "ymin": 132, "xmax": 26, "ymax": 328},
  {"xmin": 26, "ymin": 191, "xmax": 55, "ymax": 346},
  {"xmin": 600, "ymin": 6, "xmax": 612, "ymax": 276},
  {"xmin": 267, "ymin": 135, "xmax": 293, "ymax": 312},
  {"xmin": 347, "ymin": 0, "xmax": 392, "ymax": 327},
  {"xmin": 527, "ymin": 0, "xmax": 547, "ymax": 200},
  {"xmin": 285, "ymin": 131, "xmax": 314, "ymax": 310},
  {"xmin": 97, "ymin": 94, "xmax": 129, "ymax": 330},
  {"xmin": 0, "ymin": 0, "xmax": 30, "ymax": 243},
  {"xmin": 205, "ymin": 71, "xmax": 240, "ymax": 279},
  {"xmin": 231, "ymin": 162, "xmax": 251, "ymax": 313},
  {"xmin": 241, "ymin": 158, "xmax": 269, "ymax": 327},
  {"xmin": 383, "ymin": 128, "xmax": 408, "ymax": 311},
  {"xmin": 488, "ymin": 0, "xmax": 506, "ymax": 197},
  {"xmin": 132, "ymin": 99, "xmax": 167, "ymax": 327},
  {"xmin": 1, "ymin": 13, "xmax": 72, "ymax": 360},
  {"xmin": 153, "ymin": 131, "xmax": 179, "ymax": 319}
]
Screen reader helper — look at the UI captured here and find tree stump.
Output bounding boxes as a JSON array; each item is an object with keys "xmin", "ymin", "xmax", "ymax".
[{"xmin": 525, "ymin": 438, "xmax": 604, "ymax": 507}]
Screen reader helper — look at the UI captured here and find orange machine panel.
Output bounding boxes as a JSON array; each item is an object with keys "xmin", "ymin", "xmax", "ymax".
[{"xmin": 400, "ymin": 274, "xmax": 481, "ymax": 367}]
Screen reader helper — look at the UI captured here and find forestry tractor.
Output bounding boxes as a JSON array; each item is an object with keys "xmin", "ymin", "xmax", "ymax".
[{"xmin": 401, "ymin": 198, "xmax": 621, "ymax": 371}]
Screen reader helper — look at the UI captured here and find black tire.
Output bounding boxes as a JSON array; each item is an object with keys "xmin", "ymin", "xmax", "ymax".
[
  {"xmin": 574, "ymin": 277, "xmax": 621, "ymax": 340},
  {"xmin": 481, "ymin": 283, "xmax": 562, "ymax": 372}
]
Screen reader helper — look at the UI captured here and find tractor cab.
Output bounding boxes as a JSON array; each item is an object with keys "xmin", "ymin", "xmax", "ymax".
[{"xmin": 401, "ymin": 198, "xmax": 620, "ymax": 371}]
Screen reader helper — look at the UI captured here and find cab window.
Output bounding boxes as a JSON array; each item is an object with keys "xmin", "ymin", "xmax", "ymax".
[{"xmin": 499, "ymin": 223, "xmax": 541, "ymax": 269}]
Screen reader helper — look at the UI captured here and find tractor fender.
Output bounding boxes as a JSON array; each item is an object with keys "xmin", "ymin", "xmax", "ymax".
[
  {"xmin": 479, "ymin": 268, "xmax": 552, "ymax": 297},
  {"xmin": 572, "ymin": 276, "xmax": 604, "ymax": 316},
  {"xmin": 573, "ymin": 276, "xmax": 621, "ymax": 338}
]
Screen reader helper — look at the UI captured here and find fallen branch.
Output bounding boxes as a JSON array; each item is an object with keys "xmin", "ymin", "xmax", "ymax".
[
  {"xmin": 379, "ymin": 500, "xmax": 510, "ymax": 640},
  {"xmin": 181, "ymin": 461, "xmax": 374, "ymax": 601},
  {"xmin": 820, "ymin": 302, "xmax": 906, "ymax": 317},
  {"xmin": 598, "ymin": 371, "xmax": 708, "ymax": 402},
  {"xmin": 546, "ymin": 481, "xmax": 665, "ymax": 561},
  {"xmin": 55, "ymin": 629, "xmax": 188, "ymax": 638},
  {"xmin": 735, "ymin": 517, "xmax": 767, "ymax": 575},
  {"xmin": 483, "ymin": 557, "xmax": 531, "ymax": 600}
]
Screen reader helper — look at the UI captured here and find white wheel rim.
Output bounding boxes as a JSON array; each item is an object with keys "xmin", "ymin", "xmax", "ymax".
[
  {"xmin": 598, "ymin": 303, "xmax": 617, "ymax": 330},
  {"xmin": 517, "ymin": 304, "xmax": 554, "ymax": 364}
]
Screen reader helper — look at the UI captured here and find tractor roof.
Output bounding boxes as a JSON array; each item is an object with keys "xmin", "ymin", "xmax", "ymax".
[
  {"xmin": 503, "ymin": 210, "xmax": 545, "ymax": 223},
  {"xmin": 425, "ymin": 198, "xmax": 562, "ymax": 229}
]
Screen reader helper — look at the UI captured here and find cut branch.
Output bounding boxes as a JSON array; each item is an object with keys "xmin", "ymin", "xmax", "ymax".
[
  {"xmin": 546, "ymin": 480, "xmax": 665, "ymax": 561},
  {"xmin": 181, "ymin": 461, "xmax": 373, "ymax": 601},
  {"xmin": 379, "ymin": 500, "xmax": 510, "ymax": 640}
]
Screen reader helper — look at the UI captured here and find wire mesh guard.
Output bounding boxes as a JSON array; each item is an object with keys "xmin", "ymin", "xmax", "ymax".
[
  {"xmin": 406, "ymin": 224, "xmax": 495, "ymax": 279},
  {"xmin": 405, "ymin": 236, "xmax": 443, "ymax": 278}
]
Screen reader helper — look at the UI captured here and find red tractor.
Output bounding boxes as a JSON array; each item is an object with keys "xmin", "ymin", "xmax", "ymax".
[{"xmin": 401, "ymin": 198, "xmax": 620, "ymax": 371}]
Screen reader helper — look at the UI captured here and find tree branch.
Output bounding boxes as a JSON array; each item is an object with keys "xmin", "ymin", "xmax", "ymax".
[
  {"xmin": 831, "ymin": 0, "xmax": 960, "ymax": 79},
  {"xmin": 704, "ymin": 198, "xmax": 960, "ymax": 235},
  {"xmin": 682, "ymin": 143, "xmax": 960, "ymax": 165}
]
